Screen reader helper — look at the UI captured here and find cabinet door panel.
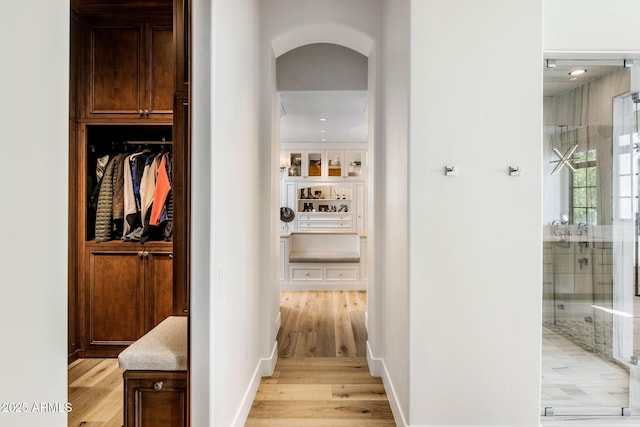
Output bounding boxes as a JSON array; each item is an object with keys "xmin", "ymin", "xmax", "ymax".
[
  {"xmin": 90, "ymin": 26, "xmax": 142, "ymax": 115},
  {"xmin": 89, "ymin": 251, "xmax": 143, "ymax": 344},
  {"xmin": 125, "ymin": 374, "xmax": 186, "ymax": 427},
  {"xmin": 147, "ymin": 251, "xmax": 174, "ymax": 329},
  {"xmin": 148, "ymin": 26, "xmax": 174, "ymax": 115}
]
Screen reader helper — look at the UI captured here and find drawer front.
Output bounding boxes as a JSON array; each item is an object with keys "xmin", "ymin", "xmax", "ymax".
[
  {"xmin": 298, "ymin": 220, "xmax": 352, "ymax": 229},
  {"xmin": 298, "ymin": 214, "xmax": 352, "ymax": 222},
  {"xmin": 291, "ymin": 267, "xmax": 323, "ymax": 281},
  {"xmin": 326, "ymin": 267, "xmax": 358, "ymax": 281}
]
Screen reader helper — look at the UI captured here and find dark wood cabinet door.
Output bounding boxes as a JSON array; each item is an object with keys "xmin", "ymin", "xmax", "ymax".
[
  {"xmin": 87, "ymin": 250, "xmax": 144, "ymax": 346},
  {"xmin": 124, "ymin": 372, "xmax": 187, "ymax": 427},
  {"xmin": 145, "ymin": 250, "xmax": 174, "ymax": 330},
  {"xmin": 85, "ymin": 22, "xmax": 173, "ymax": 120},
  {"xmin": 147, "ymin": 25, "xmax": 174, "ymax": 118},
  {"xmin": 89, "ymin": 25, "xmax": 143, "ymax": 117}
]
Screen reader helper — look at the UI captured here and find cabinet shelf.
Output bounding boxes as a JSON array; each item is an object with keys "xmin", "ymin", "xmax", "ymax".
[{"xmin": 297, "ymin": 198, "xmax": 351, "ymax": 202}]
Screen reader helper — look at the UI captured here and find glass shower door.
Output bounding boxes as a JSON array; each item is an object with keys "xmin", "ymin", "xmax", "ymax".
[{"xmin": 542, "ymin": 61, "xmax": 637, "ymax": 418}]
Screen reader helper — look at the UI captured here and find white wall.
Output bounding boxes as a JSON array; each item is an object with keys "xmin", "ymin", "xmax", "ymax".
[
  {"xmin": 0, "ymin": 1, "xmax": 69, "ymax": 426},
  {"xmin": 277, "ymin": 43, "xmax": 368, "ymax": 91},
  {"xmin": 378, "ymin": 0, "xmax": 411, "ymax": 423},
  {"xmin": 544, "ymin": 0, "xmax": 640, "ymax": 55},
  {"xmin": 409, "ymin": 1, "xmax": 543, "ymax": 425},
  {"xmin": 191, "ymin": 0, "xmax": 273, "ymax": 425}
]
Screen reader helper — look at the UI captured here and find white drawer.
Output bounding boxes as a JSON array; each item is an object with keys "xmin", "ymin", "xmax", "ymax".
[
  {"xmin": 298, "ymin": 214, "xmax": 352, "ymax": 222},
  {"xmin": 298, "ymin": 220, "xmax": 352, "ymax": 229},
  {"xmin": 291, "ymin": 267, "xmax": 322, "ymax": 280},
  {"xmin": 326, "ymin": 267, "xmax": 358, "ymax": 281}
]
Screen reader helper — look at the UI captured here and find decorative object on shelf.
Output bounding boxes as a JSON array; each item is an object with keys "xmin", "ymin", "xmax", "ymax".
[
  {"xmin": 280, "ymin": 151, "xmax": 291, "ymax": 172},
  {"xmin": 339, "ymin": 204, "xmax": 349, "ymax": 212},
  {"xmin": 280, "ymin": 207, "xmax": 295, "ymax": 223},
  {"xmin": 307, "ymin": 188, "xmax": 314, "ymax": 199},
  {"xmin": 319, "ymin": 205, "xmax": 329, "ymax": 212}
]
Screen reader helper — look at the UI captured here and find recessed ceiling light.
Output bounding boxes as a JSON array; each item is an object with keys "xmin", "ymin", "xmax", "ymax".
[
  {"xmin": 321, "ymin": 138, "xmax": 326, "ymax": 142},
  {"xmin": 569, "ymin": 77, "xmax": 578, "ymax": 81},
  {"xmin": 319, "ymin": 118, "xmax": 327, "ymax": 122},
  {"xmin": 320, "ymin": 130, "xmax": 326, "ymax": 133},
  {"xmin": 569, "ymin": 69, "xmax": 587, "ymax": 76}
]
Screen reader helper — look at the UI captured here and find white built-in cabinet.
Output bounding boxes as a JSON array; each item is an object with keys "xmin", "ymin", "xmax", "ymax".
[
  {"xmin": 286, "ymin": 149, "xmax": 365, "ymax": 180},
  {"xmin": 280, "ymin": 143, "xmax": 367, "ymax": 290}
]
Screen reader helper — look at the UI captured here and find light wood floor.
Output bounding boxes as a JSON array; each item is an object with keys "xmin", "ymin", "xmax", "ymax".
[
  {"xmin": 67, "ymin": 291, "xmax": 394, "ymax": 426},
  {"xmin": 246, "ymin": 291, "xmax": 395, "ymax": 426},
  {"xmin": 68, "ymin": 358, "xmax": 124, "ymax": 426},
  {"xmin": 277, "ymin": 290, "xmax": 367, "ymax": 358}
]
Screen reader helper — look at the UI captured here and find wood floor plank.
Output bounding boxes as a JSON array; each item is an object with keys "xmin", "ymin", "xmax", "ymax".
[
  {"xmin": 255, "ymin": 384, "xmax": 333, "ymax": 401},
  {"xmin": 335, "ymin": 320, "xmax": 358, "ymax": 357},
  {"xmin": 332, "ymin": 384, "xmax": 388, "ymax": 400},
  {"xmin": 68, "ymin": 358, "xmax": 103, "ymax": 384},
  {"xmin": 278, "ymin": 292, "xmax": 305, "ymax": 357},
  {"xmin": 276, "ymin": 370, "xmax": 382, "ymax": 384},
  {"xmin": 68, "ymin": 359, "xmax": 124, "ymax": 427},
  {"xmin": 75, "ymin": 385, "xmax": 123, "ymax": 424},
  {"xmin": 248, "ymin": 400, "xmax": 393, "ymax": 419},
  {"xmin": 69, "ymin": 359, "xmax": 120, "ymax": 388},
  {"xmin": 245, "ymin": 419, "xmax": 396, "ymax": 427},
  {"xmin": 276, "ymin": 357, "xmax": 368, "ymax": 369}
]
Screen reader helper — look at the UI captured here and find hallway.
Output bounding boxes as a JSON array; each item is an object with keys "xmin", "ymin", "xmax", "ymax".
[{"xmin": 245, "ymin": 291, "xmax": 395, "ymax": 426}]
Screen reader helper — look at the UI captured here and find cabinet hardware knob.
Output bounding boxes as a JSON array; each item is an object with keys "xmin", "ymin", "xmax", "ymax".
[
  {"xmin": 137, "ymin": 251, "xmax": 144, "ymax": 259},
  {"xmin": 138, "ymin": 109, "xmax": 144, "ymax": 115},
  {"xmin": 144, "ymin": 109, "xmax": 150, "ymax": 116},
  {"xmin": 169, "ymin": 254, "xmax": 173, "ymax": 259},
  {"xmin": 154, "ymin": 381, "xmax": 164, "ymax": 391},
  {"xmin": 143, "ymin": 251, "xmax": 149, "ymax": 258},
  {"xmin": 305, "ymin": 273, "xmax": 310, "ymax": 277}
]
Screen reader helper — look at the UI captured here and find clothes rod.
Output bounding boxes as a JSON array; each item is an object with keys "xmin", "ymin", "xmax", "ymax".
[{"xmin": 124, "ymin": 140, "xmax": 173, "ymax": 145}]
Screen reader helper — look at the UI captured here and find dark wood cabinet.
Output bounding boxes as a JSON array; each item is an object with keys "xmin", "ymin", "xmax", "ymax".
[
  {"xmin": 84, "ymin": 21, "xmax": 173, "ymax": 120},
  {"xmin": 83, "ymin": 243, "xmax": 174, "ymax": 357},
  {"xmin": 124, "ymin": 371, "xmax": 187, "ymax": 427}
]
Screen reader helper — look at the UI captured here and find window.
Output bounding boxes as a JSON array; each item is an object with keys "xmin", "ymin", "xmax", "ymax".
[{"xmin": 571, "ymin": 149, "xmax": 597, "ymax": 224}]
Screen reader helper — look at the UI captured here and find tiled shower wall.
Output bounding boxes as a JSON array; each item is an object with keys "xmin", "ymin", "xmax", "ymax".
[{"xmin": 543, "ymin": 229, "xmax": 614, "ymax": 358}]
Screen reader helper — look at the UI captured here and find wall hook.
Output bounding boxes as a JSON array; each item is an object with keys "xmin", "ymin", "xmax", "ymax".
[
  {"xmin": 509, "ymin": 166, "xmax": 521, "ymax": 176},
  {"xmin": 444, "ymin": 166, "xmax": 456, "ymax": 176}
]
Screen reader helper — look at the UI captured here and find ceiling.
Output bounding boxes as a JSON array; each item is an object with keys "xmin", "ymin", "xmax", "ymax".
[
  {"xmin": 279, "ymin": 91, "xmax": 368, "ymax": 143},
  {"xmin": 543, "ymin": 59, "xmax": 629, "ymax": 97},
  {"xmin": 280, "ymin": 63, "xmax": 629, "ymax": 137}
]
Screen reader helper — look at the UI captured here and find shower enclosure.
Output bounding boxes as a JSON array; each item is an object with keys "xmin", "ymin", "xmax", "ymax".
[{"xmin": 542, "ymin": 60, "xmax": 640, "ymax": 417}]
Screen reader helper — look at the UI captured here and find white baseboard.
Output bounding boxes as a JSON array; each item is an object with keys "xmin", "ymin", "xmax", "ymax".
[
  {"xmin": 233, "ymin": 340, "xmax": 278, "ymax": 427},
  {"xmin": 367, "ymin": 341, "xmax": 409, "ymax": 427}
]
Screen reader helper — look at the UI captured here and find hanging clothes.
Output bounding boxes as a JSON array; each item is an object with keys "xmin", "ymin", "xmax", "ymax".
[
  {"xmin": 91, "ymin": 146, "xmax": 172, "ymax": 243},
  {"xmin": 150, "ymin": 152, "xmax": 172, "ymax": 226},
  {"xmin": 94, "ymin": 156, "xmax": 117, "ymax": 243}
]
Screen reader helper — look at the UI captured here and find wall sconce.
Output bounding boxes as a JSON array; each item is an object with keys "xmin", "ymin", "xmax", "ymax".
[{"xmin": 280, "ymin": 151, "xmax": 291, "ymax": 172}]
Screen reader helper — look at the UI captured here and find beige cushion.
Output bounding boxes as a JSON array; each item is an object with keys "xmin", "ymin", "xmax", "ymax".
[
  {"xmin": 118, "ymin": 316, "xmax": 187, "ymax": 371},
  {"xmin": 289, "ymin": 251, "xmax": 360, "ymax": 263}
]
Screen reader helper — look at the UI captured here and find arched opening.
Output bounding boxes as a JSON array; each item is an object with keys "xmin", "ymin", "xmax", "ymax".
[{"xmin": 271, "ymin": 32, "xmax": 375, "ymax": 336}]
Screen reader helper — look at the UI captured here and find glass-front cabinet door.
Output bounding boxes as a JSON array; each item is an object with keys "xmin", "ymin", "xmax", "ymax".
[
  {"xmin": 306, "ymin": 152, "xmax": 322, "ymax": 178},
  {"xmin": 346, "ymin": 151, "xmax": 363, "ymax": 178},
  {"xmin": 326, "ymin": 151, "xmax": 343, "ymax": 177},
  {"xmin": 288, "ymin": 152, "xmax": 302, "ymax": 177},
  {"xmin": 282, "ymin": 149, "xmax": 365, "ymax": 180}
]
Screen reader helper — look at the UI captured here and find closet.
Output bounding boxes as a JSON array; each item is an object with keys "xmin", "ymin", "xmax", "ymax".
[{"xmin": 69, "ymin": 0, "xmax": 190, "ymax": 359}]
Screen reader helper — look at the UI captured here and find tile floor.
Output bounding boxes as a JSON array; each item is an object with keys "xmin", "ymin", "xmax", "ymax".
[{"xmin": 541, "ymin": 326, "xmax": 640, "ymax": 426}]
